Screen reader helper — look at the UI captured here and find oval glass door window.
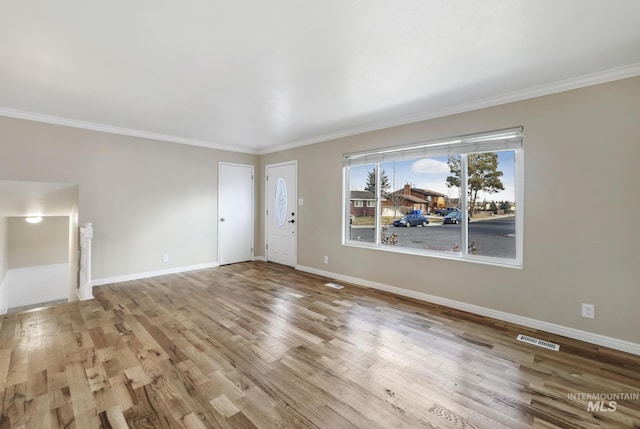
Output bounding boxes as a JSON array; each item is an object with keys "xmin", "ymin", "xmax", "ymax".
[{"xmin": 274, "ymin": 177, "xmax": 287, "ymax": 226}]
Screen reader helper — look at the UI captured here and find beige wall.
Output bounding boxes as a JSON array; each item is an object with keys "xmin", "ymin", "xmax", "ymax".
[
  {"xmin": 0, "ymin": 117, "xmax": 258, "ymax": 279},
  {"xmin": 259, "ymin": 76, "xmax": 640, "ymax": 344},
  {"xmin": 8, "ymin": 216, "xmax": 69, "ymax": 269}
]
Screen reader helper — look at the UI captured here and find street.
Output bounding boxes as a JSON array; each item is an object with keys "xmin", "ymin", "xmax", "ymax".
[{"xmin": 350, "ymin": 216, "xmax": 516, "ymax": 259}]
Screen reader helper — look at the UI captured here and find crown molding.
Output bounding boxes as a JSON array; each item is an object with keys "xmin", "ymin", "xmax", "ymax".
[
  {"xmin": 0, "ymin": 107, "xmax": 258, "ymax": 154},
  {"xmin": 259, "ymin": 62, "xmax": 640, "ymax": 154},
  {"xmin": 2, "ymin": 63, "xmax": 639, "ymax": 155}
]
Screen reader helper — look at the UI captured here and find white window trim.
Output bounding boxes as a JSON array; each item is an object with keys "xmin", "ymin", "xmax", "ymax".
[{"xmin": 343, "ymin": 127, "xmax": 524, "ymax": 268}]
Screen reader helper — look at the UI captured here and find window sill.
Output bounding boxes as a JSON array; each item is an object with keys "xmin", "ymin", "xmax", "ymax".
[{"xmin": 342, "ymin": 240, "xmax": 523, "ymax": 269}]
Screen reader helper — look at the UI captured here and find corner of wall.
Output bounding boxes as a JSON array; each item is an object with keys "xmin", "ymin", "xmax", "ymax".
[
  {"xmin": 68, "ymin": 188, "xmax": 80, "ymax": 301},
  {"xmin": 0, "ymin": 274, "xmax": 8, "ymax": 315},
  {"xmin": 0, "ymin": 216, "xmax": 7, "ymax": 314}
]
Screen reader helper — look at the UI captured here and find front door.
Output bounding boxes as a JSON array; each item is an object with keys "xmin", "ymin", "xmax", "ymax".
[
  {"xmin": 219, "ymin": 163, "xmax": 254, "ymax": 265},
  {"xmin": 265, "ymin": 161, "xmax": 297, "ymax": 267}
]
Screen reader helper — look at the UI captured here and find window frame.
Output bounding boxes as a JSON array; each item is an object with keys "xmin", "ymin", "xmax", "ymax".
[{"xmin": 343, "ymin": 127, "xmax": 524, "ymax": 268}]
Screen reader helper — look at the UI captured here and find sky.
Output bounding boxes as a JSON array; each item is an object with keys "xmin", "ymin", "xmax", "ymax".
[{"xmin": 349, "ymin": 151, "xmax": 516, "ymax": 203}]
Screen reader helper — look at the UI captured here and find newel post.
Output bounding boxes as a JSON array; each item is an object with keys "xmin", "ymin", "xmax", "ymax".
[{"xmin": 78, "ymin": 222, "xmax": 93, "ymax": 300}]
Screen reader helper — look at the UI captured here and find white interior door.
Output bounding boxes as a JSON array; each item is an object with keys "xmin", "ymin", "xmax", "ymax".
[
  {"xmin": 219, "ymin": 163, "xmax": 254, "ymax": 265},
  {"xmin": 266, "ymin": 161, "xmax": 297, "ymax": 267}
]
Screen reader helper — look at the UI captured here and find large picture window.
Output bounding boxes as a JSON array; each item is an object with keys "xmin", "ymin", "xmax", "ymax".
[{"xmin": 343, "ymin": 128, "xmax": 523, "ymax": 267}]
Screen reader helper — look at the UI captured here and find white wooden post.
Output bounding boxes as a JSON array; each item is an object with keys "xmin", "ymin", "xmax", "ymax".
[{"xmin": 78, "ymin": 222, "xmax": 93, "ymax": 300}]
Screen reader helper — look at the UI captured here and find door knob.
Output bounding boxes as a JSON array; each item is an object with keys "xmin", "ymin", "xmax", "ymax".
[
  {"xmin": 288, "ymin": 219, "xmax": 295, "ymax": 223},
  {"xmin": 220, "ymin": 218, "xmax": 225, "ymax": 221}
]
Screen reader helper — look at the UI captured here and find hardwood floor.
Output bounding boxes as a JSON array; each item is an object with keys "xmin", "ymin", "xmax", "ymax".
[{"xmin": 0, "ymin": 262, "xmax": 639, "ymax": 428}]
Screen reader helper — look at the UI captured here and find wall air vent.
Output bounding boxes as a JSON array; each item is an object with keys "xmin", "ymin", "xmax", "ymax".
[
  {"xmin": 517, "ymin": 334, "xmax": 560, "ymax": 351},
  {"xmin": 324, "ymin": 283, "xmax": 344, "ymax": 290}
]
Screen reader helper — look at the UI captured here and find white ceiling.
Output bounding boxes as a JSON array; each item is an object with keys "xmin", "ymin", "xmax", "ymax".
[{"xmin": 1, "ymin": 1, "xmax": 640, "ymax": 154}]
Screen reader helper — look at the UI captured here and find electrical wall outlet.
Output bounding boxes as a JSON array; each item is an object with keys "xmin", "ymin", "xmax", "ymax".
[
  {"xmin": 323, "ymin": 256, "xmax": 329, "ymax": 264},
  {"xmin": 163, "ymin": 254, "xmax": 169, "ymax": 263},
  {"xmin": 582, "ymin": 303, "xmax": 595, "ymax": 319}
]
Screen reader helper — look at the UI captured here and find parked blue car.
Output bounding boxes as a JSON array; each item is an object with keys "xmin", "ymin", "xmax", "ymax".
[
  {"xmin": 435, "ymin": 207, "xmax": 460, "ymax": 216},
  {"xmin": 443, "ymin": 211, "xmax": 463, "ymax": 224},
  {"xmin": 393, "ymin": 214, "xmax": 429, "ymax": 227}
]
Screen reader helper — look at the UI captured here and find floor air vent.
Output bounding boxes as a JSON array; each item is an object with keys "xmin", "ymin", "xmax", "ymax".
[
  {"xmin": 324, "ymin": 283, "xmax": 344, "ymax": 289},
  {"xmin": 517, "ymin": 334, "xmax": 560, "ymax": 351}
]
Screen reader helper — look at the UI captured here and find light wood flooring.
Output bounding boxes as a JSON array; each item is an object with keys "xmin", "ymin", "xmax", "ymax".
[{"xmin": 0, "ymin": 261, "xmax": 639, "ymax": 428}]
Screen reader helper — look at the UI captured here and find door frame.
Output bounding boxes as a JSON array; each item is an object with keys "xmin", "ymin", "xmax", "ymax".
[
  {"xmin": 218, "ymin": 162, "xmax": 255, "ymax": 265},
  {"xmin": 264, "ymin": 160, "xmax": 298, "ymax": 267}
]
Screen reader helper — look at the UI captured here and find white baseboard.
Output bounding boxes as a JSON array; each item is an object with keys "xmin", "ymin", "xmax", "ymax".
[
  {"xmin": 296, "ymin": 264, "xmax": 640, "ymax": 356},
  {"xmin": 92, "ymin": 262, "xmax": 219, "ymax": 287},
  {"xmin": 253, "ymin": 256, "xmax": 267, "ymax": 262}
]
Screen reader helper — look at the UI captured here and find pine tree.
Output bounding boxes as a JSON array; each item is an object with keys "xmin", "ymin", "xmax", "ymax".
[{"xmin": 365, "ymin": 169, "xmax": 391, "ymax": 196}]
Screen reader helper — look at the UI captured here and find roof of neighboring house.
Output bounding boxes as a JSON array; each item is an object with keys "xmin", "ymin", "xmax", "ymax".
[
  {"xmin": 406, "ymin": 188, "xmax": 447, "ymax": 198},
  {"xmin": 389, "ymin": 187, "xmax": 446, "ymax": 201},
  {"xmin": 425, "ymin": 189, "xmax": 447, "ymax": 197},
  {"xmin": 350, "ymin": 190, "xmax": 375, "ymax": 200},
  {"xmin": 395, "ymin": 194, "xmax": 428, "ymax": 203}
]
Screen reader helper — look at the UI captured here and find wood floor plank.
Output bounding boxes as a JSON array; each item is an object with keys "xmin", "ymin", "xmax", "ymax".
[
  {"xmin": 24, "ymin": 394, "xmax": 49, "ymax": 428},
  {"xmin": 4, "ymin": 351, "xmax": 27, "ymax": 388},
  {"xmin": 66, "ymin": 362, "xmax": 100, "ymax": 428},
  {"xmin": 98, "ymin": 404, "xmax": 129, "ymax": 429},
  {"xmin": 2, "ymin": 382, "xmax": 26, "ymax": 428},
  {"xmin": 0, "ymin": 262, "xmax": 638, "ymax": 428},
  {"xmin": 50, "ymin": 401, "xmax": 74, "ymax": 429}
]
